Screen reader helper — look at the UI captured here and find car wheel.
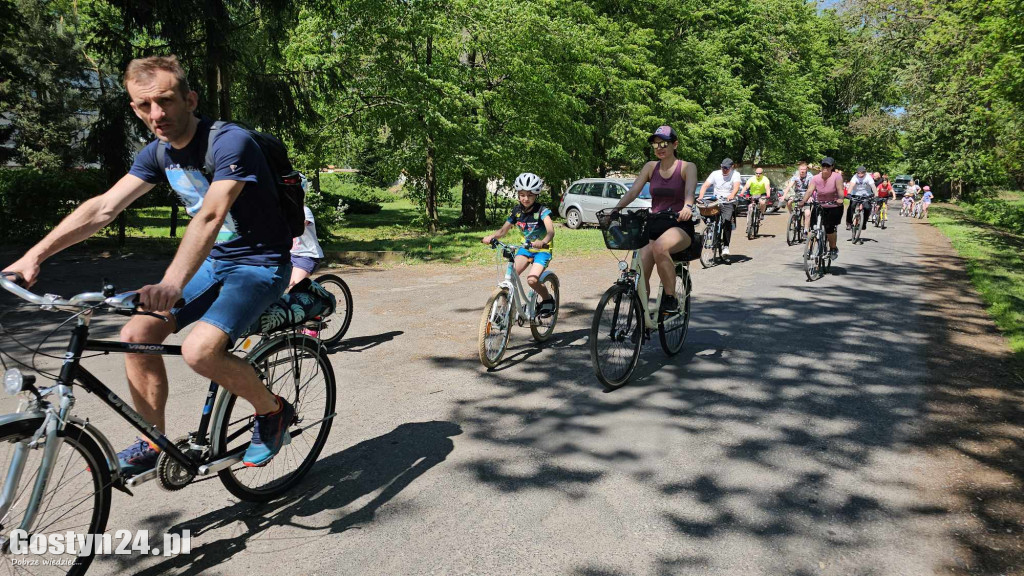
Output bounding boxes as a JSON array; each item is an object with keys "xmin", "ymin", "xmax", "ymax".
[{"xmin": 565, "ymin": 208, "xmax": 582, "ymax": 229}]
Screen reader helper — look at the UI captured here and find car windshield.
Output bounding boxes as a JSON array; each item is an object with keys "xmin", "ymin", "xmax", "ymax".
[{"xmin": 895, "ymin": 176, "xmax": 912, "ymax": 183}]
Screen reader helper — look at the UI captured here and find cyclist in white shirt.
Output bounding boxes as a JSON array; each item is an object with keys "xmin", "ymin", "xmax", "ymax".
[
  {"xmin": 845, "ymin": 165, "xmax": 877, "ymax": 231},
  {"xmin": 289, "ymin": 176, "xmax": 325, "ymax": 289},
  {"xmin": 697, "ymin": 158, "xmax": 742, "ymax": 256},
  {"xmin": 783, "ymin": 161, "xmax": 815, "ymax": 232}
]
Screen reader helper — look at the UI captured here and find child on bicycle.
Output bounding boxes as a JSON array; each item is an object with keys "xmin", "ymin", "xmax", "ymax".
[{"xmin": 482, "ymin": 172, "xmax": 556, "ymax": 317}]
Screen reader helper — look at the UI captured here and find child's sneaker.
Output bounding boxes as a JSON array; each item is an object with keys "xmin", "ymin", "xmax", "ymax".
[{"xmin": 538, "ymin": 298, "xmax": 556, "ymax": 318}]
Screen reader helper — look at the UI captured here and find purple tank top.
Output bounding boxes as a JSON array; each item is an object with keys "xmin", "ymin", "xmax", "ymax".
[{"xmin": 650, "ymin": 160, "xmax": 686, "ymax": 213}]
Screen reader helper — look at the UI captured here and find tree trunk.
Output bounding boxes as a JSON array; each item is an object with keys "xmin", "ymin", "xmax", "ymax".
[
  {"xmin": 204, "ymin": 1, "xmax": 231, "ymax": 120},
  {"xmin": 460, "ymin": 169, "xmax": 486, "ymax": 226},
  {"xmin": 170, "ymin": 202, "xmax": 179, "ymax": 238},
  {"xmin": 116, "ymin": 212, "xmax": 127, "ymax": 250},
  {"xmin": 425, "ymin": 134, "xmax": 439, "ymax": 234}
]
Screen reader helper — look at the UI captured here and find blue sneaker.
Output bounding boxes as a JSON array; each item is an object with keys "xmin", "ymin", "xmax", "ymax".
[
  {"xmin": 243, "ymin": 397, "xmax": 295, "ymax": 467},
  {"xmin": 117, "ymin": 438, "xmax": 159, "ymax": 477}
]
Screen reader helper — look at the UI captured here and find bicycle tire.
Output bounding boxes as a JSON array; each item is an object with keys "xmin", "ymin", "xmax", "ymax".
[
  {"xmin": 804, "ymin": 233, "xmax": 824, "ymax": 281},
  {"xmin": 700, "ymin": 225, "xmax": 716, "ymax": 268},
  {"xmin": 852, "ymin": 210, "xmax": 862, "ymax": 243},
  {"xmin": 0, "ymin": 419, "xmax": 111, "ymax": 576},
  {"xmin": 530, "ymin": 273, "xmax": 560, "ymax": 342},
  {"xmin": 213, "ymin": 335, "xmax": 336, "ymax": 502},
  {"xmin": 312, "ymin": 274, "xmax": 353, "ymax": 347},
  {"xmin": 590, "ymin": 284, "xmax": 643, "ymax": 388},
  {"xmin": 478, "ymin": 289, "xmax": 513, "ymax": 368},
  {"xmin": 786, "ymin": 213, "xmax": 799, "ymax": 246},
  {"xmin": 746, "ymin": 208, "xmax": 756, "ymax": 240},
  {"xmin": 658, "ymin": 266, "xmax": 690, "ymax": 356}
]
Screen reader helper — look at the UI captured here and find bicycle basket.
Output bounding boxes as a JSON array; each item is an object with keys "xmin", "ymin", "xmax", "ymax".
[
  {"xmin": 698, "ymin": 202, "xmax": 721, "ymax": 217},
  {"xmin": 596, "ymin": 208, "xmax": 650, "ymax": 250}
]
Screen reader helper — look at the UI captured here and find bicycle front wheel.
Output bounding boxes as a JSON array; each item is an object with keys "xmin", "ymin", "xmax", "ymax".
[
  {"xmin": 852, "ymin": 211, "xmax": 862, "ymax": 242},
  {"xmin": 312, "ymin": 274, "xmax": 353, "ymax": 347},
  {"xmin": 530, "ymin": 273, "xmax": 560, "ymax": 342},
  {"xmin": 590, "ymin": 284, "xmax": 643, "ymax": 388},
  {"xmin": 746, "ymin": 209, "xmax": 756, "ymax": 240},
  {"xmin": 213, "ymin": 335, "xmax": 336, "ymax": 502},
  {"xmin": 804, "ymin": 233, "xmax": 824, "ymax": 281},
  {"xmin": 0, "ymin": 419, "xmax": 111, "ymax": 576},
  {"xmin": 699, "ymin": 225, "xmax": 716, "ymax": 268},
  {"xmin": 658, "ymin": 267, "xmax": 691, "ymax": 356},
  {"xmin": 478, "ymin": 289, "xmax": 513, "ymax": 368},
  {"xmin": 786, "ymin": 213, "xmax": 799, "ymax": 246}
]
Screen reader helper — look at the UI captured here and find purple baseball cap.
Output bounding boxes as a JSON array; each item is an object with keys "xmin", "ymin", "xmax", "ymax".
[{"xmin": 647, "ymin": 125, "xmax": 678, "ymax": 143}]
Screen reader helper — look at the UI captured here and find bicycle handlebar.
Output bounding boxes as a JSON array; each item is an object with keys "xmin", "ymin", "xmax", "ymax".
[{"xmin": 0, "ymin": 272, "xmax": 143, "ymax": 314}]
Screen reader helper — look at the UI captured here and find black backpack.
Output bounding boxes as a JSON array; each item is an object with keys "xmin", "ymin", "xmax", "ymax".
[{"xmin": 157, "ymin": 120, "xmax": 306, "ymax": 238}]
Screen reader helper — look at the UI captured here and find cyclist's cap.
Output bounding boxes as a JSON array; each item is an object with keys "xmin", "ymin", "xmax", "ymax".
[
  {"xmin": 720, "ymin": 158, "xmax": 734, "ymax": 169},
  {"xmin": 820, "ymin": 157, "xmax": 835, "ymax": 167},
  {"xmin": 648, "ymin": 125, "xmax": 678, "ymax": 143},
  {"xmin": 857, "ymin": 165, "xmax": 867, "ymax": 172}
]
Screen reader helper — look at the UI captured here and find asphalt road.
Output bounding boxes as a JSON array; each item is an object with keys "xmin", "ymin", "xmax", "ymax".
[{"xmin": 0, "ymin": 207, "xmax": 1001, "ymax": 575}]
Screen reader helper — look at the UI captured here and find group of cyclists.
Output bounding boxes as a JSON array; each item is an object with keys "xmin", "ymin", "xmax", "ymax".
[{"xmin": 0, "ymin": 49, "xmax": 932, "ymax": 487}]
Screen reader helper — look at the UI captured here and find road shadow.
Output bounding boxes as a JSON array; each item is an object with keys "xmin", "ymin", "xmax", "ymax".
[
  {"xmin": 103, "ymin": 421, "xmax": 463, "ymax": 576},
  {"xmin": 425, "ymin": 246, "xmax": 1023, "ymax": 573},
  {"xmin": 328, "ymin": 330, "xmax": 403, "ymax": 354}
]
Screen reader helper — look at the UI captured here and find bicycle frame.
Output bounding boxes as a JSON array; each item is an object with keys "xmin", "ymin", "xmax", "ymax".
[
  {"xmin": 617, "ymin": 248, "xmax": 682, "ymax": 331},
  {"xmin": 496, "ymin": 253, "xmax": 554, "ymax": 325}
]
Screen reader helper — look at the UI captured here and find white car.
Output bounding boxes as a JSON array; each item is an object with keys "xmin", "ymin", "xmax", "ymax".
[{"xmin": 558, "ymin": 178, "xmax": 652, "ymax": 229}]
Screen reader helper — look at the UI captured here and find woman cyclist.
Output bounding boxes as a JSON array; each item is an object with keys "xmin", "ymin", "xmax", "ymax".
[
  {"xmin": 799, "ymin": 157, "xmax": 845, "ymax": 260},
  {"xmin": 612, "ymin": 125, "xmax": 697, "ymax": 316}
]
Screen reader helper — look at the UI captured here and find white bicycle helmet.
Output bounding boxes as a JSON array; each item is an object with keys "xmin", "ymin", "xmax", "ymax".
[{"xmin": 514, "ymin": 172, "xmax": 544, "ymax": 194}]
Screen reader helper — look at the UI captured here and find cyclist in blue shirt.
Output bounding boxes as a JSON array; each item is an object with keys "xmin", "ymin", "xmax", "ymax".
[
  {"xmin": 2, "ymin": 55, "xmax": 295, "ymax": 474},
  {"xmin": 482, "ymin": 173, "xmax": 556, "ymax": 317},
  {"xmin": 921, "ymin": 185, "xmax": 934, "ymax": 218}
]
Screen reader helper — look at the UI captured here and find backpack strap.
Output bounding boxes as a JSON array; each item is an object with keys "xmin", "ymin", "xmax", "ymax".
[
  {"xmin": 202, "ymin": 120, "xmax": 228, "ymax": 177},
  {"xmin": 156, "ymin": 140, "xmax": 167, "ymax": 170}
]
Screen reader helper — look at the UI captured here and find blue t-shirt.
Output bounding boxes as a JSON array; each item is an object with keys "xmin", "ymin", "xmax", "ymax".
[
  {"xmin": 129, "ymin": 119, "xmax": 291, "ymax": 266},
  {"xmin": 506, "ymin": 204, "xmax": 553, "ymax": 252},
  {"xmin": 922, "ymin": 191, "xmax": 934, "ymax": 202}
]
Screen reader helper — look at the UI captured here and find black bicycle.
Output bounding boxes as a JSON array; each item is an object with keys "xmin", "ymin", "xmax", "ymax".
[
  {"xmin": 0, "ymin": 273, "xmax": 336, "ymax": 574},
  {"xmin": 786, "ymin": 205, "xmax": 806, "ymax": 246},
  {"xmin": 802, "ymin": 200, "xmax": 834, "ymax": 281},
  {"xmin": 849, "ymin": 196, "xmax": 871, "ymax": 244},
  {"xmin": 697, "ymin": 200, "xmax": 727, "ymax": 268}
]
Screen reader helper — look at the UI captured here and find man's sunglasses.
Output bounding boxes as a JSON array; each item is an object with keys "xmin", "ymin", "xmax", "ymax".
[{"xmin": 651, "ymin": 141, "xmax": 672, "ymax": 150}]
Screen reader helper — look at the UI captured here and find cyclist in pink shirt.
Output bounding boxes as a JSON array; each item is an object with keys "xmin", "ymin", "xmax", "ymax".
[{"xmin": 799, "ymin": 157, "xmax": 845, "ymax": 260}]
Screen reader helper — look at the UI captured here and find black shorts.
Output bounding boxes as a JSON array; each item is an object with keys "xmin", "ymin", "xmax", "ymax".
[
  {"xmin": 648, "ymin": 216, "xmax": 699, "ymax": 259},
  {"xmin": 821, "ymin": 205, "xmax": 844, "ymax": 234}
]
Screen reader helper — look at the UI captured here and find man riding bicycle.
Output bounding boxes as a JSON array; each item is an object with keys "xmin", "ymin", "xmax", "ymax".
[
  {"xmin": 845, "ymin": 165, "xmax": 877, "ymax": 231},
  {"xmin": 2, "ymin": 55, "xmax": 295, "ymax": 475},
  {"xmin": 697, "ymin": 158, "xmax": 742, "ymax": 257},
  {"xmin": 740, "ymin": 166, "xmax": 772, "ymax": 223},
  {"xmin": 783, "ymin": 162, "xmax": 814, "ymax": 235}
]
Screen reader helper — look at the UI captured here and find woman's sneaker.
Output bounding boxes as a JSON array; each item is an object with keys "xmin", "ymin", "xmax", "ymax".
[
  {"xmin": 117, "ymin": 438, "xmax": 159, "ymax": 477},
  {"xmin": 660, "ymin": 294, "xmax": 680, "ymax": 317},
  {"xmin": 243, "ymin": 396, "xmax": 296, "ymax": 467}
]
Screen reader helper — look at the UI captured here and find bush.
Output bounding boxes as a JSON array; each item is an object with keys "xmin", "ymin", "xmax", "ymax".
[
  {"xmin": 964, "ymin": 195, "xmax": 1024, "ymax": 235},
  {"xmin": 0, "ymin": 168, "xmax": 105, "ymax": 243},
  {"xmin": 318, "ymin": 173, "xmax": 386, "ymax": 215}
]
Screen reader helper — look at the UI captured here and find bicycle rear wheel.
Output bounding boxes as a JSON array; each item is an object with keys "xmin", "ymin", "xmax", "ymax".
[
  {"xmin": 699, "ymin": 225, "xmax": 716, "ymax": 268},
  {"xmin": 213, "ymin": 335, "xmax": 336, "ymax": 502},
  {"xmin": 478, "ymin": 289, "xmax": 513, "ymax": 368},
  {"xmin": 590, "ymin": 284, "xmax": 644, "ymax": 388},
  {"xmin": 658, "ymin": 267, "xmax": 690, "ymax": 356},
  {"xmin": 312, "ymin": 274, "xmax": 353, "ymax": 347},
  {"xmin": 0, "ymin": 420, "xmax": 111, "ymax": 575},
  {"xmin": 530, "ymin": 273, "xmax": 560, "ymax": 342}
]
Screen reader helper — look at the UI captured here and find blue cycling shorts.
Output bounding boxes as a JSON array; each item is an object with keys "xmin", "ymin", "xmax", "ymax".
[{"xmin": 514, "ymin": 248, "xmax": 552, "ymax": 268}]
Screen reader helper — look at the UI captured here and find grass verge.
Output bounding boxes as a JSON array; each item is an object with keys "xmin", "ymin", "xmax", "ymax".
[{"xmin": 929, "ymin": 204, "xmax": 1024, "ymax": 367}]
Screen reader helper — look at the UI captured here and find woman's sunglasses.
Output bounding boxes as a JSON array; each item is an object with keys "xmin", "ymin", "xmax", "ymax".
[{"xmin": 651, "ymin": 141, "xmax": 672, "ymax": 150}]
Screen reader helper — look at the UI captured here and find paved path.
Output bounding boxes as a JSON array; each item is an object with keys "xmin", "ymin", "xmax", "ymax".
[{"xmin": 0, "ymin": 208, "xmax": 1015, "ymax": 575}]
